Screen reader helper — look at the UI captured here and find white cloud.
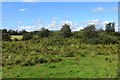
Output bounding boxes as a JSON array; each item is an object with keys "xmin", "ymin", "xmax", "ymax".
[
  {"xmin": 49, "ymin": 21, "xmax": 58, "ymax": 28},
  {"xmin": 19, "ymin": 8, "xmax": 28, "ymax": 12},
  {"xmin": 17, "ymin": 19, "xmax": 117, "ymax": 32},
  {"xmin": 61, "ymin": 20, "xmax": 73, "ymax": 26},
  {"xmin": 18, "ymin": 25, "xmax": 35, "ymax": 31},
  {"xmin": 80, "ymin": 19, "xmax": 113, "ymax": 30},
  {"xmin": 61, "ymin": 20, "xmax": 84, "ymax": 31},
  {"xmin": 92, "ymin": 7, "xmax": 104, "ymax": 12},
  {"xmin": 47, "ymin": 18, "xmax": 59, "ymax": 30}
]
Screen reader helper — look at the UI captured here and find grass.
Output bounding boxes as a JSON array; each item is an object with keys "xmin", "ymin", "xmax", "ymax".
[
  {"xmin": 2, "ymin": 38, "xmax": 119, "ymax": 78},
  {"xmin": 11, "ymin": 35, "xmax": 23, "ymax": 40},
  {"xmin": 0, "ymin": 67, "xmax": 2, "ymax": 79},
  {"xmin": 3, "ymin": 54, "xmax": 118, "ymax": 78}
]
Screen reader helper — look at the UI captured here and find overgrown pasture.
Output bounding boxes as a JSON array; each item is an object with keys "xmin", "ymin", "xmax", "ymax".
[{"xmin": 2, "ymin": 38, "xmax": 119, "ymax": 78}]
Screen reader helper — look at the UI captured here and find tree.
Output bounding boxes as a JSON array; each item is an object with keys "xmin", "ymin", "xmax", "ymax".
[
  {"xmin": 2, "ymin": 29, "xmax": 7, "ymax": 33},
  {"xmin": 60, "ymin": 24, "xmax": 71, "ymax": 38},
  {"xmin": 83, "ymin": 24, "xmax": 98, "ymax": 38},
  {"xmin": 105, "ymin": 22, "xmax": 115, "ymax": 32},
  {"xmin": 2, "ymin": 33, "xmax": 11, "ymax": 41},
  {"xmin": 8, "ymin": 29, "xmax": 14, "ymax": 35},
  {"xmin": 18, "ymin": 30, "xmax": 27, "ymax": 35},
  {"xmin": 37, "ymin": 28, "xmax": 50, "ymax": 38},
  {"xmin": 22, "ymin": 33, "xmax": 33, "ymax": 40}
]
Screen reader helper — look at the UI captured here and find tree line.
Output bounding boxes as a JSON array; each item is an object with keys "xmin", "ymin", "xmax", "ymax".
[{"xmin": 1, "ymin": 22, "xmax": 120, "ymax": 44}]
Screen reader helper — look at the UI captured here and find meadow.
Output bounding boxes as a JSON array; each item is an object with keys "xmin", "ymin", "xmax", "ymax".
[
  {"xmin": 11, "ymin": 35, "xmax": 23, "ymax": 40},
  {"xmin": 2, "ymin": 37, "xmax": 119, "ymax": 78}
]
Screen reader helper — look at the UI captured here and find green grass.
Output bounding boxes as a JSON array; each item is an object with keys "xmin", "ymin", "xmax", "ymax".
[
  {"xmin": 0, "ymin": 67, "xmax": 2, "ymax": 79},
  {"xmin": 3, "ymin": 54, "xmax": 118, "ymax": 78},
  {"xmin": 11, "ymin": 35, "xmax": 23, "ymax": 40},
  {"xmin": 2, "ymin": 38, "xmax": 119, "ymax": 78}
]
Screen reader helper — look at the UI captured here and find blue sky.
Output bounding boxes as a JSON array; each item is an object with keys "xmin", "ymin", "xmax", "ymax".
[
  {"xmin": 2, "ymin": 2, "xmax": 118, "ymax": 31},
  {"xmin": 0, "ymin": 0, "xmax": 119, "ymax": 2}
]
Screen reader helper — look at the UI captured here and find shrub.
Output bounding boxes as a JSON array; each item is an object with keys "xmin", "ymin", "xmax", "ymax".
[
  {"xmin": 64, "ymin": 51, "xmax": 75, "ymax": 57},
  {"xmin": 14, "ymin": 38, "xmax": 19, "ymax": 41},
  {"xmin": 98, "ymin": 33, "xmax": 119, "ymax": 44},
  {"xmin": 15, "ymin": 59, "xmax": 21, "ymax": 64},
  {"xmin": 50, "ymin": 57, "xmax": 63, "ymax": 63},
  {"xmin": 37, "ymin": 28, "xmax": 50, "ymax": 38},
  {"xmin": 22, "ymin": 33, "xmax": 33, "ymax": 41},
  {"xmin": 36, "ymin": 57, "xmax": 48, "ymax": 63},
  {"xmin": 49, "ymin": 65, "xmax": 56, "ymax": 68},
  {"xmin": 81, "ymin": 53, "xmax": 86, "ymax": 57},
  {"xmin": 105, "ymin": 57, "xmax": 109, "ymax": 61},
  {"xmin": 2, "ymin": 33, "xmax": 11, "ymax": 41},
  {"xmin": 83, "ymin": 38, "xmax": 99, "ymax": 44},
  {"xmin": 96, "ymin": 52, "xmax": 103, "ymax": 55},
  {"xmin": 21, "ymin": 59, "xmax": 35, "ymax": 66}
]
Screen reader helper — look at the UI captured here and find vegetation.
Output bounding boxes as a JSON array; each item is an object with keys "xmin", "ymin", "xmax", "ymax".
[
  {"xmin": 1, "ymin": 22, "xmax": 120, "ymax": 78},
  {"xmin": 60, "ymin": 24, "xmax": 72, "ymax": 38},
  {"xmin": 37, "ymin": 28, "xmax": 50, "ymax": 38},
  {"xmin": 2, "ymin": 33, "xmax": 11, "ymax": 41},
  {"xmin": 11, "ymin": 35, "xmax": 23, "ymax": 41},
  {"xmin": 22, "ymin": 33, "xmax": 33, "ymax": 41}
]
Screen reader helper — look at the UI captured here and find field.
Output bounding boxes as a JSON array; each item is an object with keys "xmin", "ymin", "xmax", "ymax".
[
  {"xmin": 2, "ymin": 38, "xmax": 119, "ymax": 78},
  {"xmin": 11, "ymin": 35, "xmax": 23, "ymax": 40},
  {"xmin": 3, "ymin": 55, "xmax": 118, "ymax": 78}
]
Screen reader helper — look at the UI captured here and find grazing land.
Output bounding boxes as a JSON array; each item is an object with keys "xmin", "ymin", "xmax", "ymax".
[
  {"xmin": 11, "ymin": 35, "xmax": 23, "ymax": 40},
  {"xmin": 2, "ymin": 38, "xmax": 119, "ymax": 78}
]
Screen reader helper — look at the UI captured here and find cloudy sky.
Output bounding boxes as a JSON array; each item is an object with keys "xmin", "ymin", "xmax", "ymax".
[{"xmin": 2, "ymin": 2, "xmax": 118, "ymax": 31}]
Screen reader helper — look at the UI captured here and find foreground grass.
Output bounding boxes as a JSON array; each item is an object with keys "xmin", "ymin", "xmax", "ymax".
[{"xmin": 3, "ymin": 54, "xmax": 118, "ymax": 78}]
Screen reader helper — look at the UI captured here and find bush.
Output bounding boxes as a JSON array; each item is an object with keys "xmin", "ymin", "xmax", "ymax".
[
  {"xmin": 14, "ymin": 38, "xmax": 19, "ymax": 41},
  {"xmin": 2, "ymin": 33, "xmax": 11, "ymax": 41},
  {"xmin": 81, "ymin": 53, "xmax": 87, "ymax": 57},
  {"xmin": 98, "ymin": 33, "xmax": 119, "ymax": 44},
  {"xmin": 22, "ymin": 33, "xmax": 33, "ymax": 41},
  {"xmin": 83, "ymin": 38, "xmax": 99, "ymax": 44},
  {"xmin": 36, "ymin": 57, "xmax": 48, "ymax": 63},
  {"xmin": 64, "ymin": 51, "xmax": 75, "ymax": 57},
  {"xmin": 37, "ymin": 28, "xmax": 50, "ymax": 38},
  {"xmin": 50, "ymin": 57, "xmax": 63, "ymax": 63},
  {"xmin": 21, "ymin": 59, "xmax": 35, "ymax": 66}
]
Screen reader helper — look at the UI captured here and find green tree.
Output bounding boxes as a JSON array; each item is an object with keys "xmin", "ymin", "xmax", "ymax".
[
  {"xmin": 83, "ymin": 24, "xmax": 98, "ymax": 38},
  {"xmin": 22, "ymin": 33, "xmax": 33, "ymax": 40},
  {"xmin": 19, "ymin": 30, "xmax": 27, "ymax": 35},
  {"xmin": 2, "ymin": 29, "xmax": 7, "ymax": 33},
  {"xmin": 37, "ymin": 28, "xmax": 50, "ymax": 38},
  {"xmin": 60, "ymin": 24, "xmax": 71, "ymax": 38},
  {"xmin": 2, "ymin": 33, "xmax": 11, "ymax": 41}
]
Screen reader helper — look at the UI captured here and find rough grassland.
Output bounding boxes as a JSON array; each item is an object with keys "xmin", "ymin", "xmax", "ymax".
[
  {"xmin": 3, "ymin": 54, "xmax": 118, "ymax": 78},
  {"xmin": 2, "ymin": 39, "xmax": 119, "ymax": 78}
]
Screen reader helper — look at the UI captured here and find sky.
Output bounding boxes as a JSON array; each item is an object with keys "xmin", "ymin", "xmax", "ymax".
[
  {"xmin": 1, "ymin": 2, "xmax": 118, "ymax": 31},
  {"xmin": 0, "ymin": 0, "xmax": 119, "ymax": 2}
]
